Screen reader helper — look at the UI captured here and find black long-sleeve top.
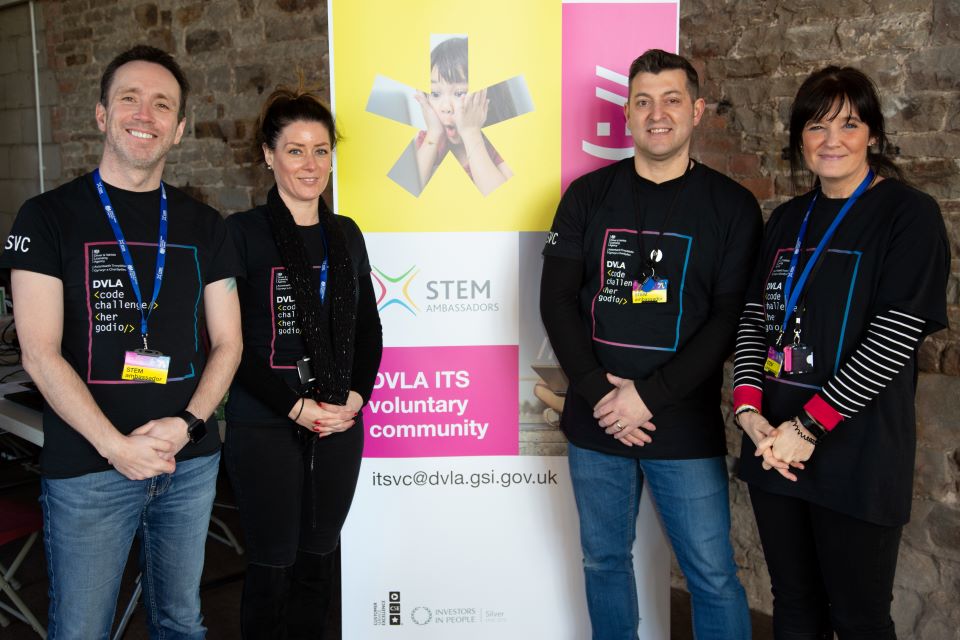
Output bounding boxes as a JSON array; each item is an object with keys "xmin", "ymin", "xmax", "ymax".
[
  {"xmin": 541, "ymin": 159, "xmax": 763, "ymax": 458},
  {"xmin": 224, "ymin": 205, "xmax": 383, "ymax": 424}
]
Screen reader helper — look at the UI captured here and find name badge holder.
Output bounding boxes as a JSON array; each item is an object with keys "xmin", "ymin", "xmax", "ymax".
[
  {"xmin": 629, "ymin": 162, "xmax": 692, "ymax": 306},
  {"xmin": 780, "ymin": 313, "xmax": 815, "ymax": 375},
  {"xmin": 765, "ymin": 170, "xmax": 874, "ymax": 378},
  {"xmin": 633, "ymin": 267, "xmax": 669, "ymax": 304},
  {"xmin": 94, "ymin": 170, "xmax": 171, "ymax": 384}
]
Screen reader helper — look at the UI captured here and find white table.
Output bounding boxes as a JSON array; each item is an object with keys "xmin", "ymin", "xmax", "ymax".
[{"xmin": 0, "ymin": 379, "xmax": 43, "ymax": 447}]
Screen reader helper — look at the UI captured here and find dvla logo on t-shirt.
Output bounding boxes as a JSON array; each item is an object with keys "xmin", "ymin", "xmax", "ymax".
[
  {"xmin": 268, "ymin": 265, "xmax": 325, "ymax": 369},
  {"xmin": 273, "ymin": 268, "xmax": 300, "ymax": 339},
  {"xmin": 762, "ymin": 245, "xmax": 863, "ymax": 375},
  {"xmin": 86, "ymin": 242, "xmax": 202, "ymax": 384},
  {"xmin": 591, "ymin": 228, "xmax": 691, "ymax": 352}
]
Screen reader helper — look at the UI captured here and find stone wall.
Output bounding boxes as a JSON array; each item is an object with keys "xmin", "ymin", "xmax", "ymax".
[
  {"xmin": 0, "ymin": 1, "xmax": 58, "ymax": 241},
  {"xmin": 41, "ymin": 0, "xmax": 332, "ymax": 213},
  {"xmin": 4, "ymin": 0, "xmax": 958, "ymax": 636}
]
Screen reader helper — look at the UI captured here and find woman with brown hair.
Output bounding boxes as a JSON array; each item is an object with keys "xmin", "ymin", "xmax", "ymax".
[
  {"xmin": 733, "ymin": 66, "xmax": 948, "ymax": 639},
  {"xmin": 224, "ymin": 81, "xmax": 382, "ymax": 638}
]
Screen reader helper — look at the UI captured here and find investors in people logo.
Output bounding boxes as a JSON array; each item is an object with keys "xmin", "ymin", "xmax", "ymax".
[{"xmin": 411, "ymin": 606, "xmax": 432, "ymax": 625}]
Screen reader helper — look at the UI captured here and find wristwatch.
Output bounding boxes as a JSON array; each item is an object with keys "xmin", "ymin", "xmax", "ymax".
[
  {"xmin": 177, "ymin": 410, "xmax": 207, "ymax": 444},
  {"xmin": 796, "ymin": 410, "xmax": 826, "ymax": 442}
]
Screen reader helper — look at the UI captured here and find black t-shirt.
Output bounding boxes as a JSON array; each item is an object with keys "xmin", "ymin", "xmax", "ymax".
[
  {"xmin": 738, "ymin": 179, "xmax": 949, "ymax": 526},
  {"xmin": 544, "ymin": 159, "xmax": 762, "ymax": 458},
  {"xmin": 0, "ymin": 173, "xmax": 240, "ymax": 478},
  {"xmin": 224, "ymin": 205, "xmax": 372, "ymax": 424}
]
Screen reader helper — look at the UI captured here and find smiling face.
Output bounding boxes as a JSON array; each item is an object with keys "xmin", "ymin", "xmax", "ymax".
[
  {"xmin": 263, "ymin": 119, "xmax": 332, "ymax": 209},
  {"xmin": 428, "ymin": 65, "xmax": 468, "ymax": 144},
  {"xmin": 801, "ymin": 98, "xmax": 875, "ymax": 197},
  {"xmin": 624, "ymin": 69, "xmax": 704, "ymax": 165},
  {"xmin": 96, "ymin": 60, "xmax": 185, "ymax": 177}
]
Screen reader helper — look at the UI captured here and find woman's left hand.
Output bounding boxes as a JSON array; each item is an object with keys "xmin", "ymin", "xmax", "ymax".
[
  {"xmin": 313, "ymin": 391, "xmax": 364, "ymax": 436},
  {"xmin": 757, "ymin": 419, "xmax": 815, "ymax": 466}
]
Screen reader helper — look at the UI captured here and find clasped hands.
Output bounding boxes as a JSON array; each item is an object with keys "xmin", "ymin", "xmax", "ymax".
[
  {"xmin": 593, "ymin": 374, "xmax": 656, "ymax": 448},
  {"xmin": 738, "ymin": 411, "xmax": 815, "ymax": 482},
  {"xmin": 105, "ymin": 416, "xmax": 193, "ymax": 480},
  {"xmin": 289, "ymin": 390, "xmax": 363, "ymax": 437}
]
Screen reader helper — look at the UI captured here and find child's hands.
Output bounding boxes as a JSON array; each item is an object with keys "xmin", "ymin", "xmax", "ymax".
[
  {"xmin": 414, "ymin": 91, "xmax": 444, "ymax": 141},
  {"xmin": 454, "ymin": 88, "xmax": 489, "ymax": 139}
]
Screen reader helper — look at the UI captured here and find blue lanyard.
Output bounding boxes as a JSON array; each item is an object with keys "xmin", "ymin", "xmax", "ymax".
[
  {"xmin": 779, "ymin": 169, "xmax": 874, "ymax": 343},
  {"xmin": 317, "ymin": 222, "xmax": 329, "ymax": 305},
  {"xmin": 93, "ymin": 169, "xmax": 168, "ymax": 350}
]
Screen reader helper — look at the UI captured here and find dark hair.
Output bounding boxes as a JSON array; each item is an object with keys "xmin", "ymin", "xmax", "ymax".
[
  {"xmin": 628, "ymin": 49, "xmax": 699, "ymax": 100},
  {"xmin": 788, "ymin": 65, "xmax": 902, "ymax": 193},
  {"xmin": 431, "ymin": 37, "xmax": 468, "ymax": 84},
  {"xmin": 100, "ymin": 45, "xmax": 190, "ymax": 121},
  {"xmin": 258, "ymin": 78, "xmax": 338, "ymax": 152},
  {"xmin": 258, "ymin": 76, "xmax": 355, "ymax": 407}
]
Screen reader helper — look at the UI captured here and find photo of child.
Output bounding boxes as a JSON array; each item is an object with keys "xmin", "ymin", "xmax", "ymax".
[{"xmin": 413, "ymin": 36, "xmax": 513, "ymax": 196}]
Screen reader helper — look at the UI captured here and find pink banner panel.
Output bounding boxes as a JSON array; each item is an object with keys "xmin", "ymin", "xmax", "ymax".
[
  {"xmin": 364, "ymin": 345, "xmax": 520, "ymax": 458},
  {"xmin": 561, "ymin": 2, "xmax": 679, "ymax": 192}
]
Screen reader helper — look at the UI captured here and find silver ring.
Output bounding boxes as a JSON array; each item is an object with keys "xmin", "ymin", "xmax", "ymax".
[{"xmin": 615, "ymin": 421, "xmax": 624, "ymax": 432}]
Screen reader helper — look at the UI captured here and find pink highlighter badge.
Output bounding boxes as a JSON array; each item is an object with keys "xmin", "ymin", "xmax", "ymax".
[{"xmin": 121, "ymin": 350, "xmax": 171, "ymax": 384}]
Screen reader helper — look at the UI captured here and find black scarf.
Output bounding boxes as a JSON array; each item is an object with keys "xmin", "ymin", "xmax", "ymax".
[{"xmin": 265, "ymin": 186, "xmax": 357, "ymax": 405}]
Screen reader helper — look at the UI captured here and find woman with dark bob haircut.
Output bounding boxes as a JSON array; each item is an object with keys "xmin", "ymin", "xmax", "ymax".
[
  {"xmin": 223, "ymin": 78, "xmax": 382, "ymax": 638},
  {"xmin": 732, "ymin": 66, "xmax": 948, "ymax": 638}
]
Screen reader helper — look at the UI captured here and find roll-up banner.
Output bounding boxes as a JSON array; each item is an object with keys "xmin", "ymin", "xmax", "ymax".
[{"xmin": 330, "ymin": 1, "xmax": 679, "ymax": 636}]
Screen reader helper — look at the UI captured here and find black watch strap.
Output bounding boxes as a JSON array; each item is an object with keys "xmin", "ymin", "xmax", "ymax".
[
  {"xmin": 177, "ymin": 410, "xmax": 207, "ymax": 444},
  {"xmin": 798, "ymin": 411, "xmax": 826, "ymax": 441}
]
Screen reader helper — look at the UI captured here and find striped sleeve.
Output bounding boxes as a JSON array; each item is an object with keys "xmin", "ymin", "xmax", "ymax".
[
  {"xmin": 804, "ymin": 309, "xmax": 925, "ymax": 430},
  {"xmin": 732, "ymin": 302, "xmax": 766, "ymax": 410}
]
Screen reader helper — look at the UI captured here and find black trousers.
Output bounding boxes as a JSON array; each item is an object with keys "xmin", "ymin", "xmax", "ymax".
[
  {"xmin": 225, "ymin": 418, "xmax": 364, "ymax": 639},
  {"xmin": 748, "ymin": 484, "xmax": 902, "ymax": 640}
]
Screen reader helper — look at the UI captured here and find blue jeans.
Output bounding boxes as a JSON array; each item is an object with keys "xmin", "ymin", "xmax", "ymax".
[
  {"xmin": 41, "ymin": 452, "xmax": 220, "ymax": 640},
  {"xmin": 568, "ymin": 443, "xmax": 750, "ymax": 640}
]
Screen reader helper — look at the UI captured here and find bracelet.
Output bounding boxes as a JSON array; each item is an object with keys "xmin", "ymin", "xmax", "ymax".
[
  {"xmin": 293, "ymin": 398, "xmax": 306, "ymax": 421},
  {"xmin": 734, "ymin": 405, "xmax": 760, "ymax": 428},
  {"xmin": 792, "ymin": 417, "xmax": 818, "ymax": 445},
  {"xmin": 797, "ymin": 410, "xmax": 827, "ymax": 441}
]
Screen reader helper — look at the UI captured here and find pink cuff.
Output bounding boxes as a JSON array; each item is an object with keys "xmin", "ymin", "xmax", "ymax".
[
  {"xmin": 733, "ymin": 386, "xmax": 763, "ymax": 412},
  {"xmin": 804, "ymin": 394, "xmax": 843, "ymax": 431}
]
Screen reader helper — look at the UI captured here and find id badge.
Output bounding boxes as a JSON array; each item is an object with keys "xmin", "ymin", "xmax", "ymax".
[
  {"xmin": 783, "ymin": 344, "xmax": 814, "ymax": 375},
  {"xmin": 632, "ymin": 276, "xmax": 668, "ymax": 304},
  {"xmin": 763, "ymin": 346, "xmax": 784, "ymax": 377},
  {"xmin": 121, "ymin": 349, "xmax": 171, "ymax": 384}
]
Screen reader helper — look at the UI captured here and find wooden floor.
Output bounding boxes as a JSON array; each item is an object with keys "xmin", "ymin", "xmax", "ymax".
[{"xmin": 0, "ymin": 438, "xmax": 772, "ymax": 639}]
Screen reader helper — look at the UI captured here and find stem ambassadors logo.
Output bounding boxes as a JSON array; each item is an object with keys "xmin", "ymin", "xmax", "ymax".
[
  {"xmin": 372, "ymin": 266, "xmax": 420, "ymax": 315},
  {"xmin": 371, "ymin": 264, "xmax": 500, "ymax": 317}
]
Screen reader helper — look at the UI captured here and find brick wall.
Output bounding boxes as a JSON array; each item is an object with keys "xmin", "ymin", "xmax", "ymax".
[
  {"xmin": 0, "ymin": 1, "xmax": 58, "ymax": 241},
  {"xmin": 8, "ymin": 0, "xmax": 959, "ymax": 635},
  {"xmin": 42, "ymin": 0, "xmax": 331, "ymax": 213}
]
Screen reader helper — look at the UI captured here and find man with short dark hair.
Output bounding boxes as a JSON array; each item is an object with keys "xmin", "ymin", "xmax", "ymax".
[
  {"xmin": 0, "ymin": 45, "xmax": 242, "ymax": 638},
  {"xmin": 541, "ymin": 49, "xmax": 760, "ymax": 639}
]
